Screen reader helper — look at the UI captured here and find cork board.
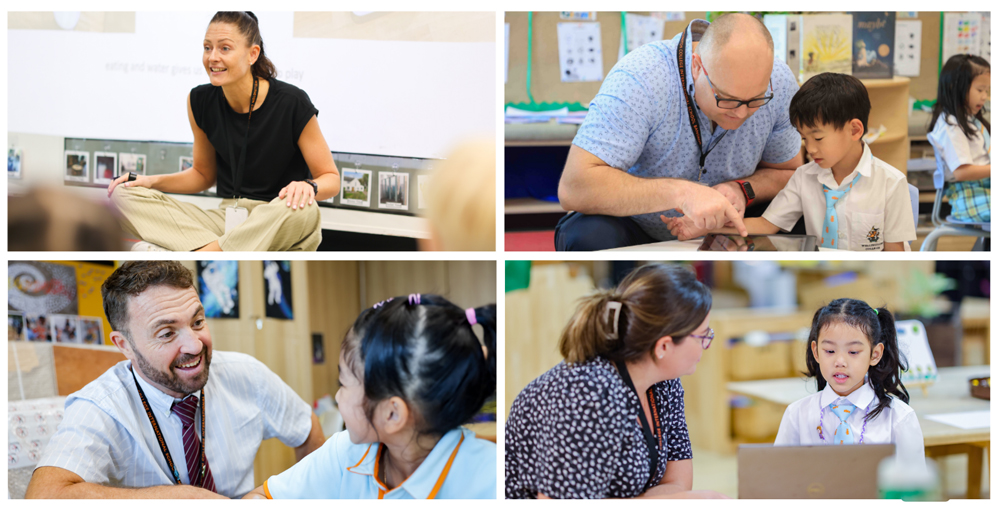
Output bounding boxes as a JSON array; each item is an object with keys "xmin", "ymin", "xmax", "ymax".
[
  {"xmin": 52, "ymin": 345, "xmax": 125, "ymax": 396},
  {"xmin": 505, "ymin": 12, "xmax": 707, "ymax": 105}
]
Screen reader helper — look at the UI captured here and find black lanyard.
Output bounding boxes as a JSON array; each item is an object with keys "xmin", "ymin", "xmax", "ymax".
[
  {"xmin": 220, "ymin": 75, "xmax": 259, "ymax": 199},
  {"xmin": 676, "ymin": 26, "xmax": 727, "ymax": 182},
  {"xmin": 613, "ymin": 360, "xmax": 663, "ymax": 486},
  {"xmin": 131, "ymin": 369, "xmax": 208, "ymax": 487}
]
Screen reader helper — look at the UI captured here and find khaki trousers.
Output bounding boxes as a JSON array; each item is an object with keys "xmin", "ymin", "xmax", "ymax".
[{"xmin": 112, "ymin": 186, "xmax": 322, "ymax": 251}]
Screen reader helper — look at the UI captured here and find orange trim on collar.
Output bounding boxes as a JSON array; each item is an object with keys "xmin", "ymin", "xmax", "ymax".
[
  {"xmin": 372, "ymin": 433, "xmax": 466, "ymax": 499},
  {"xmin": 263, "ymin": 480, "xmax": 273, "ymax": 499},
  {"xmin": 345, "ymin": 443, "xmax": 375, "ymax": 475},
  {"xmin": 426, "ymin": 433, "xmax": 464, "ymax": 499}
]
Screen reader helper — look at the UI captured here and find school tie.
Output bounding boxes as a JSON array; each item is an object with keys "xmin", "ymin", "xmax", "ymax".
[
  {"xmin": 828, "ymin": 402, "xmax": 856, "ymax": 445},
  {"xmin": 820, "ymin": 173, "xmax": 862, "ymax": 249},
  {"xmin": 172, "ymin": 395, "xmax": 216, "ymax": 492}
]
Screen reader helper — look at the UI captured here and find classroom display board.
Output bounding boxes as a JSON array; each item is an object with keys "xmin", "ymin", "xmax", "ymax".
[{"xmin": 8, "ymin": 12, "xmax": 495, "ymax": 160}]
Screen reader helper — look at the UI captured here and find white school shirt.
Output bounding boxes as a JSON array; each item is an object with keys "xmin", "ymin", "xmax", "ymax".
[
  {"xmin": 264, "ymin": 427, "xmax": 496, "ymax": 499},
  {"xmin": 774, "ymin": 380, "xmax": 925, "ymax": 467},
  {"xmin": 927, "ymin": 113, "xmax": 991, "ymax": 188},
  {"xmin": 762, "ymin": 143, "xmax": 916, "ymax": 251},
  {"xmin": 36, "ymin": 351, "xmax": 312, "ymax": 498}
]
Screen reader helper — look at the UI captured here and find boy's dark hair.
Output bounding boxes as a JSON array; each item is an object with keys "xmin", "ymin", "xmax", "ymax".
[
  {"xmin": 101, "ymin": 261, "xmax": 195, "ymax": 342},
  {"xmin": 341, "ymin": 294, "xmax": 497, "ymax": 439},
  {"xmin": 929, "ymin": 54, "xmax": 991, "ymax": 139},
  {"xmin": 804, "ymin": 298, "xmax": 909, "ymax": 421},
  {"xmin": 789, "ymin": 72, "xmax": 871, "ymax": 134}
]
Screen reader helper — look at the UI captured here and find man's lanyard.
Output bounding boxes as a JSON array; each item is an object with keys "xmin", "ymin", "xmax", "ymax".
[
  {"xmin": 220, "ymin": 75, "xmax": 259, "ymax": 199},
  {"xmin": 613, "ymin": 360, "xmax": 663, "ymax": 487},
  {"xmin": 676, "ymin": 26, "xmax": 727, "ymax": 183},
  {"xmin": 131, "ymin": 368, "xmax": 208, "ymax": 486}
]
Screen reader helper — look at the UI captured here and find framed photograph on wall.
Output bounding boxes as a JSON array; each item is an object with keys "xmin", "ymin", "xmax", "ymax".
[
  {"xmin": 378, "ymin": 171, "xmax": 409, "ymax": 210},
  {"xmin": 93, "ymin": 151, "xmax": 118, "ymax": 184},
  {"xmin": 8, "ymin": 147, "xmax": 23, "ymax": 179},
  {"xmin": 79, "ymin": 316, "xmax": 104, "ymax": 345},
  {"xmin": 179, "ymin": 155, "xmax": 194, "ymax": 172},
  {"xmin": 24, "ymin": 314, "xmax": 51, "ymax": 342},
  {"xmin": 118, "ymin": 152, "xmax": 146, "ymax": 178},
  {"xmin": 8, "ymin": 311, "xmax": 25, "ymax": 341},
  {"xmin": 50, "ymin": 314, "xmax": 81, "ymax": 343},
  {"xmin": 340, "ymin": 168, "xmax": 372, "ymax": 207},
  {"xmin": 64, "ymin": 150, "xmax": 90, "ymax": 182}
]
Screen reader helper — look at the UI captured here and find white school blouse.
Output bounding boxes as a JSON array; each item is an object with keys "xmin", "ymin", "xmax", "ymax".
[
  {"xmin": 774, "ymin": 380, "xmax": 925, "ymax": 467},
  {"xmin": 762, "ymin": 143, "xmax": 916, "ymax": 251},
  {"xmin": 927, "ymin": 113, "xmax": 990, "ymax": 188}
]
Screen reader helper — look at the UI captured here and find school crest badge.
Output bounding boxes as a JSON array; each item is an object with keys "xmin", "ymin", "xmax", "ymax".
[{"xmin": 866, "ymin": 226, "xmax": 880, "ymax": 243}]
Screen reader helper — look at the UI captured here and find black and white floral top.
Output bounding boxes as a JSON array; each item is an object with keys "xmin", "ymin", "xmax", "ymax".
[{"xmin": 504, "ymin": 357, "xmax": 693, "ymax": 499}]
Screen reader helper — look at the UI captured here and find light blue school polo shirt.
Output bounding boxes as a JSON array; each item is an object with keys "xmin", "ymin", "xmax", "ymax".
[
  {"xmin": 264, "ymin": 427, "xmax": 495, "ymax": 499},
  {"xmin": 572, "ymin": 19, "xmax": 802, "ymax": 240}
]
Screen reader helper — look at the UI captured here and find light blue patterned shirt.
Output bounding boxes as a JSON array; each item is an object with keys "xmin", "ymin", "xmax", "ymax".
[
  {"xmin": 35, "ymin": 351, "xmax": 313, "ymax": 498},
  {"xmin": 573, "ymin": 19, "xmax": 802, "ymax": 240}
]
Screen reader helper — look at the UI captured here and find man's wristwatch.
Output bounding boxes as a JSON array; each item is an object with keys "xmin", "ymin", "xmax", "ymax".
[
  {"xmin": 734, "ymin": 180, "xmax": 755, "ymax": 207},
  {"xmin": 305, "ymin": 179, "xmax": 318, "ymax": 195}
]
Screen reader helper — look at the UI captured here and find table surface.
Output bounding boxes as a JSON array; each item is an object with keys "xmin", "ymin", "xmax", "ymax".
[
  {"xmin": 602, "ymin": 238, "xmax": 844, "ymax": 252},
  {"xmin": 727, "ymin": 365, "xmax": 990, "ymax": 446}
]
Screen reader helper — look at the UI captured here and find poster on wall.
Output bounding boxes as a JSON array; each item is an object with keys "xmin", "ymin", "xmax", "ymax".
[
  {"xmin": 312, "ymin": 333, "xmax": 324, "ymax": 364},
  {"xmin": 64, "ymin": 150, "xmax": 90, "ymax": 183},
  {"xmin": 378, "ymin": 171, "xmax": 409, "ymax": 210},
  {"xmin": 800, "ymin": 14, "xmax": 853, "ymax": 82},
  {"xmin": 179, "ymin": 156, "xmax": 194, "ymax": 172},
  {"xmin": 263, "ymin": 261, "xmax": 293, "ymax": 320},
  {"xmin": 197, "ymin": 261, "xmax": 239, "ymax": 319},
  {"xmin": 894, "ymin": 19, "xmax": 922, "ymax": 77},
  {"xmin": 8, "ymin": 311, "xmax": 25, "ymax": 341},
  {"xmin": 851, "ymin": 12, "xmax": 895, "ymax": 79},
  {"xmin": 340, "ymin": 168, "xmax": 372, "ymax": 207},
  {"xmin": 79, "ymin": 316, "xmax": 104, "ymax": 345},
  {"xmin": 557, "ymin": 22, "xmax": 604, "ymax": 82},
  {"xmin": 24, "ymin": 314, "xmax": 51, "ymax": 342},
  {"xmin": 8, "ymin": 262, "xmax": 79, "ymax": 315},
  {"xmin": 50, "ymin": 315, "xmax": 81, "ymax": 343},
  {"xmin": 93, "ymin": 152, "xmax": 117, "ymax": 185},
  {"xmin": 8, "ymin": 147, "xmax": 23, "ymax": 179}
]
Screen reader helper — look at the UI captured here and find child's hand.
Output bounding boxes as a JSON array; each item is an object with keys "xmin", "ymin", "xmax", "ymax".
[{"xmin": 661, "ymin": 214, "xmax": 708, "ymax": 241}]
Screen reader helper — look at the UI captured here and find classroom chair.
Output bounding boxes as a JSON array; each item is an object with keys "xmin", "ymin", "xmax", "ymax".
[
  {"xmin": 920, "ymin": 188, "xmax": 990, "ymax": 251},
  {"xmin": 908, "ymin": 184, "xmax": 919, "ymax": 248}
]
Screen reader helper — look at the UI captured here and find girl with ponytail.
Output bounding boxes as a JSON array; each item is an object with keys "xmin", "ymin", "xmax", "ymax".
[
  {"xmin": 108, "ymin": 11, "xmax": 341, "ymax": 252},
  {"xmin": 775, "ymin": 298, "xmax": 926, "ymax": 466},
  {"xmin": 506, "ymin": 263, "xmax": 727, "ymax": 499},
  {"xmin": 247, "ymin": 294, "xmax": 497, "ymax": 499}
]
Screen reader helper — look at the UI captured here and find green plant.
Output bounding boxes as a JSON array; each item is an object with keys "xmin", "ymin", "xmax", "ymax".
[{"xmin": 899, "ymin": 269, "xmax": 956, "ymax": 317}]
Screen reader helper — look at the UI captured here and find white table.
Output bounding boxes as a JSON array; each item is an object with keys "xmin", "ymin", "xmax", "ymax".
[
  {"xmin": 728, "ymin": 365, "xmax": 990, "ymax": 498},
  {"xmin": 602, "ymin": 238, "xmax": 844, "ymax": 252}
]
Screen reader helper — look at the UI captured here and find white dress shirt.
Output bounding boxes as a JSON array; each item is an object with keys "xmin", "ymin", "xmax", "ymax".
[
  {"xmin": 927, "ymin": 113, "xmax": 990, "ymax": 188},
  {"xmin": 763, "ymin": 143, "xmax": 916, "ymax": 251},
  {"xmin": 774, "ymin": 379, "xmax": 926, "ymax": 467},
  {"xmin": 36, "ymin": 351, "xmax": 312, "ymax": 498}
]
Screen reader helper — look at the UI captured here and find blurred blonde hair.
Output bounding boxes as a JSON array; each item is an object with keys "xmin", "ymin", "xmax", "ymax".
[{"xmin": 424, "ymin": 138, "xmax": 496, "ymax": 251}]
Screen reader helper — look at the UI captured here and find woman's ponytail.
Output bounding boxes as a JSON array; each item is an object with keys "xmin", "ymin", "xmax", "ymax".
[{"xmin": 559, "ymin": 291, "xmax": 620, "ymax": 364}]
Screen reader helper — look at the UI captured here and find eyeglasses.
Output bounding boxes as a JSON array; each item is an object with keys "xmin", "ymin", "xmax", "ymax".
[
  {"xmin": 689, "ymin": 327, "xmax": 715, "ymax": 350},
  {"xmin": 702, "ymin": 67, "xmax": 773, "ymax": 110}
]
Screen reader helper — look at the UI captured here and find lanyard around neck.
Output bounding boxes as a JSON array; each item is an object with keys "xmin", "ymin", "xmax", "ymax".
[
  {"xmin": 131, "ymin": 368, "xmax": 208, "ymax": 486},
  {"xmin": 221, "ymin": 75, "xmax": 259, "ymax": 199},
  {"xmin": 613, "ymin": 359, "xmax": 662, "ymax": 486},
  {"xmin": 676, "ymin": 26, "xmax": 727, "ymax": 183}
]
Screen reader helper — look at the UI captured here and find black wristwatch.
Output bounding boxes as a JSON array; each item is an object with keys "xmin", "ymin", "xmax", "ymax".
[
  {"xmin": 128, "ymin": 172, "xmax": 138, "ymax": 182},
  {"xmin": 305, "ymin": 179, "xmax": 318, "ymax": 195},
  {"xmin": 735, "ymin": 180, "xmax": 755, "ymax": 206}
]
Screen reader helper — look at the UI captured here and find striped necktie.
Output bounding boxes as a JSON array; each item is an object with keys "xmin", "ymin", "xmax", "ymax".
[
  {"xmin": 171, "ymin": 395, "xmax": 216, "ymax": 492},
  {"xmin": 828, "ymin": 402, "xmax": 856, "ymax": 445},
  {"xmin": 820, "ymin": 173, "xmax": 862, "ymax": 249}
]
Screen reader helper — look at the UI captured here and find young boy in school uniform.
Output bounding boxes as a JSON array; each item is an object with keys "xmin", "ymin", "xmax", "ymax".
[{"xmin": 665, "ymin": 72, "xmax": 916, "ymax": 251}]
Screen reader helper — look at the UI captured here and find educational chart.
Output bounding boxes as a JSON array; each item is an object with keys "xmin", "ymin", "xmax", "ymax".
[
  {"xmin": 941, "ymin": 13, "xmax": 981, "ymax": 64},
  {"xmin": 619, "ymin": 13, "xmax": 665, "ymax": 58},
  {"xmin": 851, "ymin": 12, "xmax": 895, "ymax": 79},
  {"xmin": 557, "ymin": 22, "xmax": 604, "ymax": 82},
  {"xmin": 378, "ymin": 171, "xmax": 410, "ymax": 210},
  {"xmin": 800, "ymin": 14, "xmax": 853, "ymax": 82},
  {"xmin": 895, "ymin": 320, "xmax": 938, "ymax": 386},
  {"xmin": 894, "ymin": 19, "xmax": 922, "ymax": 77},
  {"xmin": 339, "ymin": 168, "xmax": 372, "ymax": 207},
  {"xmin": 197, "ymin": 261, "xmax": 239, "ymax": 319}
]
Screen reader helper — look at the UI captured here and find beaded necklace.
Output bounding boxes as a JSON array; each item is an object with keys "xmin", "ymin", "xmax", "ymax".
[{"xmin": 817, "ymin": 400, "xmax": 871, "ymax": 444}]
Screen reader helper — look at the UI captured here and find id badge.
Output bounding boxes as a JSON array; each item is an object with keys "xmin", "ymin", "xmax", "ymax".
[{"xmin": 225, "ymin": 206, "xmax": 249, "ymax": 234}]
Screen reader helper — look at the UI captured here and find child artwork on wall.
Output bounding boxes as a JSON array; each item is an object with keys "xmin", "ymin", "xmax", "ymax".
[
  {"xmin": 263, "ymin": 261, "xmax": 294, "ymax": 320},
  {"xmin": 800, "ymin": 14, "xmax": 853, "ymax": 82},
  {"xmin": 197, "ymin": 261, "xmax": 239, "ymax": 319}
]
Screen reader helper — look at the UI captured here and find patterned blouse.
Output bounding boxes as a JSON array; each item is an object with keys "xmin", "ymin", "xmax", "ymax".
[{"xmin": 505, "ymin": 357, "xmax": 693, "ymax": 499}]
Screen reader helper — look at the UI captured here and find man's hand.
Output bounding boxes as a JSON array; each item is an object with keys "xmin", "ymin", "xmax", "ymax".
[
  {"xmin": 661, "ymin": 215, "xmax": 708, "ymax": 241},
  {"xmin": 675, "ymin": 182, "xmax": 748, "ymax": 236},
  {"xmin": 712, "ymin": 181, "xmax": 747, "ymax": 216}
]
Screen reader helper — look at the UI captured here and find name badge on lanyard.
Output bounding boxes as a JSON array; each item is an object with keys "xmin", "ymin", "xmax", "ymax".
[{"xmin": 225, "ymin": 206, "xmax": 249, "ymax": 234}]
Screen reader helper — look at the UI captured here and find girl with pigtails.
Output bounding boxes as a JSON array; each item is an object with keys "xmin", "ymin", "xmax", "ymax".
[
  {"xmin": 775, "ymin": 299, "xmax": 926, "ymax": 466},
  {"xmin": 505, "ymin": 263, "xmax": 727, "ymax": 499},
  {"xmin": 247, "ymin": 294, "xmax": 497, "ymax": 499}
]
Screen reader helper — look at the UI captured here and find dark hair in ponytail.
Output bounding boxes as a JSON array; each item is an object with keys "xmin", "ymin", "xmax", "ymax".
[
  {"xmin": 929, "ymin": 54, "xmax": 990, "ymax": 139},
  {"xmin": 341, "ymin": 294, "xmax": 496, "ymax": 438},
  {"xmin": 209, "ymin": 11, "xmax": 277, "ymax": 79},
  {"xmin": 558, "ymin": 263, "xmax": 711, "ymax": 364},
  {"xmin": 804, "ymin": 298, "xmax": 909, "ymax": 421}
]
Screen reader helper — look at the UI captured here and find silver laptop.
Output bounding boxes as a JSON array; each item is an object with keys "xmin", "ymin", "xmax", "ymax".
[{"xmin": 738, "ymin": 444, "xmax": 895, "ymax": 499}]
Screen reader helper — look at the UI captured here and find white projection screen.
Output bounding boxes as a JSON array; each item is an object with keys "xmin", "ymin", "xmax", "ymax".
[{"xmin": 7, "ymin": 12, "xmax": 496, "ymax": 159}]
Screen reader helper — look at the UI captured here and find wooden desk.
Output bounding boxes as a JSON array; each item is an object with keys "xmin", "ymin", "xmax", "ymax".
[{"xmin": 728, "ymin": 365, "xmax": 990, "ymax": 498}]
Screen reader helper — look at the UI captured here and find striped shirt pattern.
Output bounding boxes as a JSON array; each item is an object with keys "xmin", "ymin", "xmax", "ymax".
[{"xmin": 36, "ymin": 351, "xmax": 312, "ymax": 498}]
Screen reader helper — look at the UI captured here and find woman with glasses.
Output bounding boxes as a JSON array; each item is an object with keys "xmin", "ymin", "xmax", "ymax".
[{"xmin": 505, "ymin": 264, "xmax": 727, "ymax": 499}]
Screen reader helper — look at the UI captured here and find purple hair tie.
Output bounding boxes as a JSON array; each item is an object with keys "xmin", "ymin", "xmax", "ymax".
[
  {"xmin": 408, "ymin": 293, "xmax": 421, "ymax": 305},
  {"xmin": 465, "ymin": 308, "xmax": 477, "ymax": 326}
]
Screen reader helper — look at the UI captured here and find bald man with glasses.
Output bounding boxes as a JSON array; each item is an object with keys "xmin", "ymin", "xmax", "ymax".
[{"xmin": 556, "ymin": 13, "xmax": 804, "ymax": 250}]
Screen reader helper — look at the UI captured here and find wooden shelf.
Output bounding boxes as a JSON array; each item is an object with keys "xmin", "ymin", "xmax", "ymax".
[
  {"xmin": 859, "ymin": 76, "xmax": 911, "ymax": 89},
  {"xmin": 505, "ymin": 197, "xmax": 564, "ymax": 215},
  {"xmin": 868, "ymin": 132, "xmax": 907, "ymax": 145}
]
